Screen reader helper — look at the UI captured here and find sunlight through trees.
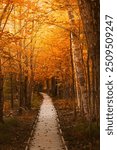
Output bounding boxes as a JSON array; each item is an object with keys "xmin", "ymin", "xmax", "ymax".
[
  {"xmin": 0, "ymin": 0, "xmax": 99, "ymax": 140},
  {"xmin": 0, "ymin": 0, "xmax": 100, "ymax": 149}
]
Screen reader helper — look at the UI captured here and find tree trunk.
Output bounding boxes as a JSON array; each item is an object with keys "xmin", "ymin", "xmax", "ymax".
[
  {"xmin": 51, "ymin": 77, "xmax": 57, "ymax": 97},
  {"xmin": 0, "ymin": 58, "xmax": 4, "ymax": 123},
  {"xmin": 24, "ymin": 75, "xmax": 28, "ymax": 108},
  {"xmin": 19, "ymin": 53, "xmax": 24, "ymax": 107},
  {"xmin": 69, "ymin": 32, "xmax": 77, "ymax": 118},
  {"xmin": 67, "ymin": 3, "xmax": 89, "ymax": 119},
  {"xmin": 10, "ymin": 73, "xmax": 14, "ymax": 109}
]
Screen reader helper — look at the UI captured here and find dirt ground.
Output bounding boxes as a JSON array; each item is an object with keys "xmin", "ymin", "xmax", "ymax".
[
  {"xmin": 53, "ymin": 99, "xmax": 100, "ymax": 150},
  {"xmin": 0, "ymin": 110, "xmax": 38, "ymax": 150},
  {"xmin": 0, "ymin": 93, "xmax": 43, "ymax": 150}
]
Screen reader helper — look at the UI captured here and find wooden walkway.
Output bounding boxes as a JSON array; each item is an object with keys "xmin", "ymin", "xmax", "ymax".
[{"xmin": 29, "ymin": 93, "xmax": 65, "ymax": 150}]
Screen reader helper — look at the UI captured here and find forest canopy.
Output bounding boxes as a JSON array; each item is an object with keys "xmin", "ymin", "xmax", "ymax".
[{"xmin": 0, "ymin": 0, "xmax": 100, "ymax": 127}]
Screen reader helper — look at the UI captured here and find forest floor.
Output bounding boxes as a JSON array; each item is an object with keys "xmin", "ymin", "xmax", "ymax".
[
  {"xmin": 0, "ymin": 93, "xmax": 43, "ymax": 150},
  {"xmin": 53, "ymin": 99, "xmax": 100, "ymax": 150},
  {"xmin": 0, "ymin": 94, "xmax": 99, "ymax": 150}
]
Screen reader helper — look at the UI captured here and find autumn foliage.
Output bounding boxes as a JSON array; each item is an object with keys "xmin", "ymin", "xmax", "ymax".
[{"xmin": 0, "ymin": 0, "xmax": 99, "ymax": 133}]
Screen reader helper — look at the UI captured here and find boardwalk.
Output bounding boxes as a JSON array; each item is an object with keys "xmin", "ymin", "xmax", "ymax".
[{"xmin": 29, "ymin": 93, "xmax": 65, "ymax": 150}]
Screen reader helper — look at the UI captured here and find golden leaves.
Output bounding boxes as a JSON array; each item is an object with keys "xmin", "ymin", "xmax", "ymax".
[{"xmin": 0, "ymin": 0, "xmax": 87, "ymax": 85}]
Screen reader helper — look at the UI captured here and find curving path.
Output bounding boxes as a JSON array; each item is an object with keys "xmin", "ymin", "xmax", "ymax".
[{"xmin": 29, "ymin": 93, "xmax": 65, "ymax": 150}]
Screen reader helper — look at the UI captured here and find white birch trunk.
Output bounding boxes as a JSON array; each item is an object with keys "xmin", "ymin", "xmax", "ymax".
[{"xmin": 67, "ymin": 2, "xmax": 89, "ymax": 119}]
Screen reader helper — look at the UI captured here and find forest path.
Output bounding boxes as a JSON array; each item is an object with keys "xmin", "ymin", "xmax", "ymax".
[{"xmin": 29, "ymin": 93, "xmax": 65, "ymax": 150}]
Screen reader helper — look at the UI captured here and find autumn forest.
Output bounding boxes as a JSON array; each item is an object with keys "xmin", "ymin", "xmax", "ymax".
[{"xmin": 0, "ymin": 0, "xmax": 100, "ymax": 149}]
